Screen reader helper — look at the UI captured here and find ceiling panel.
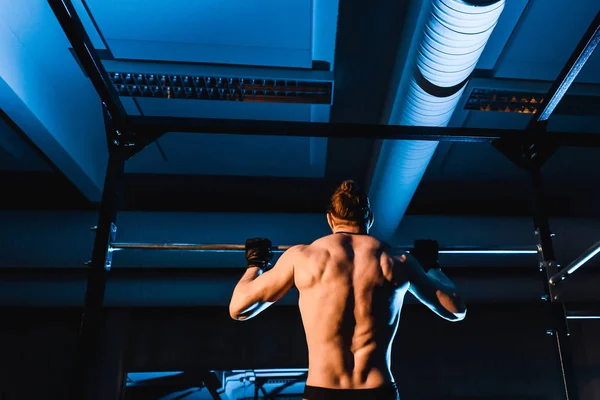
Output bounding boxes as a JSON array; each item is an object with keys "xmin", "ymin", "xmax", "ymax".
[
  {"xmin": 547, "ymin": 115, "xmax": 600, "ymax": 134},
  {"xmin": 449, "ymin": 76, "xmax": 600, "ymax": 135},
  {"xmin": 426, "ymin": 142, "xmax": 523, "ymax": 181},
  {"xmin": 71, "ymin": 0, "xmax": 106, "ymax": 49},
  {"xmin": 476, "ymin": 0, "xmax": 529, "ymax": 71},
  {"xmin": 493, "ymin": 0, "xmax": 600, "ymax": 83},
  {"xmin": 124, "ymin": 97, "xmax": 329, "ymax": 177},
  {"xmin": 312, "ymin": 0, "xmax": 339, "ymax": 67},
  {"xmin": 125, "ymin": 133, "xmax": 327, "ymax": 178},
  {"xmin": 136, "ymin": 97, "xmax": 316, "ymax": 120},
  {"xmin": 429, "ymin": 109, "xmax": 600, "ymax": 184},
  {"xmin": 86, "ymin": 0, "xmax": 313, "ymax": 68},
  {"xmin": 0, "ymin": 111, "xmax": 51, "ymax": 172}
]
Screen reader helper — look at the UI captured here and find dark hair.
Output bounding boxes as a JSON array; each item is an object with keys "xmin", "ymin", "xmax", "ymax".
[{"xmin": 327, "ymin": 180, "xmax": 373, "ymax": 226}]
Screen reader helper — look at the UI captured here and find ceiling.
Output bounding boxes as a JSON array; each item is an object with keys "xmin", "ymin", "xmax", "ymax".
[{"xmin": 1, "ymin": 0, "xmax": 599, "ymax": 216}]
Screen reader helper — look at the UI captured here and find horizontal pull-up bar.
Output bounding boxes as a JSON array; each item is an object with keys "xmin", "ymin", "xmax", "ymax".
[
  {"xmin": 109, "ymin": 242, "xmax": 537, "ymax": 255},
  {"xmin": 111, "ymin": 243, "xmax": 288, "ymax": 252}
]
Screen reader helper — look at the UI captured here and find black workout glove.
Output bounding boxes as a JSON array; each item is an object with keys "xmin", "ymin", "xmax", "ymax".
[
  {"xmin": 245, "ymin": 238, "xmax": 274, "ymax": 270},
  {"xmin": 410, "ymin": 240, "xmax": 440, "ymax": 272}
]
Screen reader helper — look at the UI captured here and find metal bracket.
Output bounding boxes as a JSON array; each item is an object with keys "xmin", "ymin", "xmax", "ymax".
[
  {"xmin": 109, "ymin": 128, "xmax": 137, "ymax": 149},
  {"xmin": 492, "ymin": 132, "xmax": 558, "ymax": 170},
  {"xmin": 535, "ymin": 230, "xmax": 571, "ymax": 340},
  {"xmin": 87, "ymin": 223, "xmax": 117, "ymax": 271},
  {"xmin": 105, "ymin": 121, "xmax": 166, "ymax": 161},
  {"xmin": 121, "ymin": 125, "xmax": 167, "ymax": 160},
  {"xmin": 534, "ymin": 229, "xmax": 563, "ymax": 301},
  {"xmin": 105, "ymin": 222, "xmax": 117, "ymax": 271},
  {"xmin": 100, "ymin": 101, "xmax": 137, "ymax": 150}
]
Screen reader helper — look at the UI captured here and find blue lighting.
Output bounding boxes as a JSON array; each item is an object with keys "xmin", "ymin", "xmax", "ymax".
[
  {"xmin": 566, "ymin": 315, "xmax": 600, "ymax": 320},
  {"xmin": 126, "ymin": 371, "xmax": 184, "ymax": 386},
  {"xmin": 567, "ymin": 242, "xmax": 600, "ymax": 274},
  {"xmin": 369, "ymin": 0, "xmax": 505, "ymax": 240}
]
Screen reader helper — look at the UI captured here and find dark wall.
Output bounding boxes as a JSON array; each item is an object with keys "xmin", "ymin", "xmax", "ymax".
[
  {"xmin": 127, "ymin": 305, "xmax": 567, "ymax": 399},
  {"xmin": 394, "ymin": 305, "xmax": 562, "ymax": 399},
  {"xmin": 0, "ymin": 305, "xmax": 598, "ymax": 400},
  {"xmin": 571, "ymin": 319, "xmax": 600, "ymax": 400},
  {"xmin": 0, "ymin": 309, "xmax": 79, "ymax": 400}
]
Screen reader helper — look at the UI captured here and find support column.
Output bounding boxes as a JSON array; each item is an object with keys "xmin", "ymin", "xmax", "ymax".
[
  {"xmin": 77, "ymin": 309, "xmax": 131, "ymax": 400},
  {"xmin": 531, "ymin": 167, "xmax": 578, "ymax": 400},
  {"xmin": 70, "ymin": 108, "xmax": 126, "ymax": 400}
]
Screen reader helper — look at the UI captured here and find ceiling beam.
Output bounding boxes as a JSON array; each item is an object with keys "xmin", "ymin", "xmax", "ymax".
[
  {"xmin": 127, "ymin": 115, "xmax": 600, "ymax": 147},
  {"xmin": 530, "ymin": 10, "xmax": 600, "ymax": 126}
]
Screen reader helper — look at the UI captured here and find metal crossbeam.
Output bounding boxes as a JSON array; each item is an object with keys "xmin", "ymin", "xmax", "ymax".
[
  {"xmin": 127, "ymin": 116, "xmax": 600, "ymax": 146},
  {"xmin": 48, "ymin": 0, "xmax": 127, "ymax": 126},
  {"xmin": 531, "ymin": 10, "xmax": 600, "ymax": 126},
  {"xmin": 549, "ymin": 239, "xmax": 600, "ymax": 285}
]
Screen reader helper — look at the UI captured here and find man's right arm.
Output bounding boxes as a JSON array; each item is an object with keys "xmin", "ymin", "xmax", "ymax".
[{"xmin": 395, "ymin": 253, "xmax": 466, "ymax": 321}]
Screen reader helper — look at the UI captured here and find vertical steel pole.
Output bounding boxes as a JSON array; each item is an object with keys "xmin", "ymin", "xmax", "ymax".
[
  {"xmin": 531, "ymin": 167, "xmax": 578, "ymax": 400},
  {"xmin": 71, "ymin": 109, "xmax": 126, "ymax": 400}
]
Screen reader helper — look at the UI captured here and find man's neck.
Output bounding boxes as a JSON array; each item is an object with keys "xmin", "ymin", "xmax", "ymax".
[{"xmin": 333, "ymin": 225, "xmax": 368, "ymax": 235}]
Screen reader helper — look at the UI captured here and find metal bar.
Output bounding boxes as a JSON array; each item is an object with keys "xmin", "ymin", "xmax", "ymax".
[
  {"xmin": 532, "ymin": 11, "xmax": 600, "ymax": 125},
  {"xmin": 47, "ymin": 0, "xmax": 127, "ymax": 125},
  {"xmin": 566, "ymin": 306, "xmax": 600, "ymax": 320},
  {"xmin": 549, "ymin": 239, "xmax": 600, "ymax": 285},
  {"xmin": 566, "ymin": 315, "xmax": 600, "ymax": 320},
  {"xmin": 440, "ymin": 249, "xmax": 538, "ymax": 255},
  {"xmin": 109, "ymin": 242, "xmax": 537, "ymax": 255},
  {"xmin": 70, "ymin": 121, "xmax": 126, "ymax": 399},
  {"xmin": 532, "ymin": 169, "xmax": 556, "ymax": 262},
  {"xmin": 111, "ymin": 243, "xmax": 284, "ymax": 252},
  {"xmin": 0, "ymin": 266, "xmax": 551, "ymax": 279},
  {"xmin": 553, "ymin": 329, "xmax": 571, "ymax": 400},
  {"xmin": 126, "ymin": 116, "xmax": 600, "ymax": 147},
  {"xmin": 128, "ymin": 116, "xmax": 503, "ymax": 142},
  {"xmin": 530, "ymin": 167, "xmax": 578, "ymax": 400}
]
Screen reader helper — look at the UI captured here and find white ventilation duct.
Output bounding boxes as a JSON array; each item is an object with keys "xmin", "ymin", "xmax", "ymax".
[{"xmin": 369, "ymin": 0, "xmax": 505, "ymax": 240}]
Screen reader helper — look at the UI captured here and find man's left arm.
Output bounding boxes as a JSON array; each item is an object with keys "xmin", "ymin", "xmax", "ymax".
[{"xmin": 229, "ymin": 239, "xmax": 299, "ymax": 320}]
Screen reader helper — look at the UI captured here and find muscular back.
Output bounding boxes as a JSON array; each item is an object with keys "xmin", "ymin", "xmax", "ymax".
[{"xmin": 294, "ymin": 233, "xmax": 408, "ymax": 389}]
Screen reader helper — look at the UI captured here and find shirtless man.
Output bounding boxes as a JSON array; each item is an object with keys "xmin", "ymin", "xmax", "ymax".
[{"xmin": 229, "ymin": 180, "xmax": 466, "ymax": 399}]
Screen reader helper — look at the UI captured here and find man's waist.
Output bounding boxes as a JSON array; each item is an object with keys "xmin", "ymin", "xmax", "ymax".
[
  {"xmin": 305, "ymin": 364, "xmax": 393, "ymax": 390},
  {"xmin": 303, "ymin": 382, "xmax": 400, "ymax": 400}
]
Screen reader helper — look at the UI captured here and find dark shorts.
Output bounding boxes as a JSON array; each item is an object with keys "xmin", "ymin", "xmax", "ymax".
[{"xmin": 303, "ymin": 383, "xmax": 400, "ymax": 400}]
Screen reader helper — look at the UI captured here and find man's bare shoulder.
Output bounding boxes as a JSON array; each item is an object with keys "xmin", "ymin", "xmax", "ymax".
[
  {"xmin": 310, "ymin": 234, "xmax": 337, "ymax": 244},
  {"xmin": 294, "ymin": 237, "xmax": 330, "ymax": 255},
  {"xmin": 290, "ymin": 236, "xmax": 338, "ymax": 266}
]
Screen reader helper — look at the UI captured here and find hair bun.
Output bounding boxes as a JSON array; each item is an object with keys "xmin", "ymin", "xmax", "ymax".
[
  {"xmin": 328, "ymin": 179, "xmax": 372, "ymax": 227},
  {"xmin": 340, "ymin": 180, "xmax": 356, "ymax": 194}
]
